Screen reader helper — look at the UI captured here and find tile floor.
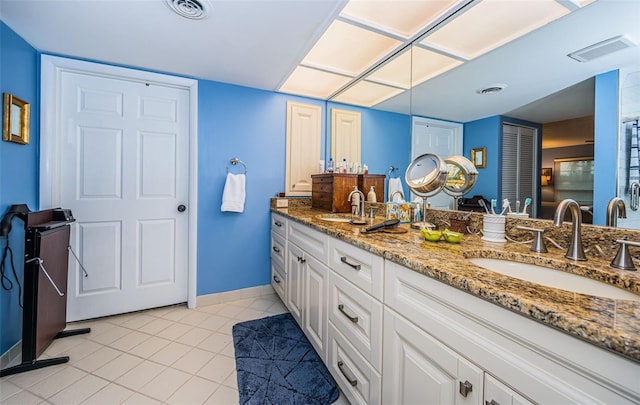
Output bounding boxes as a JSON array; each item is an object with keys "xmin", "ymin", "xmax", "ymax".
[{"xmin": 0, "ymin": 294, "xmax": 293, "ymax": 404}]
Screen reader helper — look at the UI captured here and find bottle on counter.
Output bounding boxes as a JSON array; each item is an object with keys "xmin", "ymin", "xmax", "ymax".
[
  {"xmin": 367, "ymin": 186, "xmax": 377, "ymax": 203},
  {"xmin": 326, "ymin": 158, "xmax": 334, "ymax": 173}
]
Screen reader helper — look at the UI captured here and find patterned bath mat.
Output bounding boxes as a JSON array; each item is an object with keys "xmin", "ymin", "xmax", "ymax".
[{"xmin": 232, "ymin": 313, "xmax": 339, "ymax": 404}]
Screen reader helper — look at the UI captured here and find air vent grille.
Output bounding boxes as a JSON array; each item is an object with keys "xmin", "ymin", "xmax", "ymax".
[
  {"xmin": 568, "ymin": 35, "xmax": 636, "ymax": 63},
  {"xmin": 165, "ymin": 0, "xmax": 210, "ymax": 20}
]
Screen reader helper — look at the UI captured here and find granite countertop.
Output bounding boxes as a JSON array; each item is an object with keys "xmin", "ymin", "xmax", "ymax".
[{"xmin": 272, "ymin": 206, "xmax": 640, "ymax": 363}]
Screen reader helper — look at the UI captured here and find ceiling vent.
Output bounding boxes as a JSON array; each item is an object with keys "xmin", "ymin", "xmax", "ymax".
[
  {"xmin": 568, "ymin": 35, "xmax": 636, "ymax": 62},
  {"xmin": 165, "ymin": 0, "xmax": 211, "ymax": 20},
  {"xmin": 476, "ymin": 84, "xmax": 507, "ymax": 95}
]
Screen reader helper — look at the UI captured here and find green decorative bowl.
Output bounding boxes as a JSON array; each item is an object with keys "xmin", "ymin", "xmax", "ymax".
[
  {"xmin": 442, "ymin": 229, "xmax": 463, "ymax": 243},
  {"xmin": 421, "ymin": 228, "xmax": 442, "ymax": 242}
]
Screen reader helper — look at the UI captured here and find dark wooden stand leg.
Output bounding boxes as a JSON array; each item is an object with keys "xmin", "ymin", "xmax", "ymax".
[
  {"xmin": 55, "ymin": 327, "xmax": 91, "ymax": 339},
  {"xmin": 0, "ymin": 356, "xmax": 69, "ymax": 377}
]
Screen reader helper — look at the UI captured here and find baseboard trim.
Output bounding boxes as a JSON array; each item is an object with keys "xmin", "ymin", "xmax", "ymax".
[
  {"xmin": 196, "ymin": 284, "xmax": 275, "ymax": 307},
  {"xmin": 0, "ymin": 340, "xmax": 22, "ymax": 370}
]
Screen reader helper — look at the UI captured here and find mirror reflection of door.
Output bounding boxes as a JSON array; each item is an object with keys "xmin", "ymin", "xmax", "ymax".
[{"xmin": 331, "ymin": 108, "xmax": 361, "ymax": 167}]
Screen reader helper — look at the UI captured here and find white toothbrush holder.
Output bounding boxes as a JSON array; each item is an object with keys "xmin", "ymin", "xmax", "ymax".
[{"xmin": 482, "ymin": 214, "xmax": 506, "ymax": 243}]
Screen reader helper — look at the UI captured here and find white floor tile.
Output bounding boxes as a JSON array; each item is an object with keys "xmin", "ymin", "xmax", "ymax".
[
  {"xmin": 120, "ymin": 314, "xmax": 156, "ymax": 330},
  {"xmin": 92, "ymin": 353, "xmax": 143, "ymax": 381},
  {"xmin": 137, "ymin": 317, "xmax": 174, "ymax": 335},
  {"xmin": 1, "ymin": 389, "xmax": 43, "ymax": 405},
  {"xmin": 114, "ymin": 360, "xmax": 165, "ymax": 391},
  {"xmin": 198, "ymin": 332, "xmax": 232, "ymax": 354},
  {"xmin": 198, "ymin": 314, "xmax": 229, "ymax": 332},
  {"xmin": 81, "ymin": 382, "xmax": 135, "ymax": 405},
  {"xmin": 148, "ymin": 341, "xmax": 192, "ymax": 366},
  {"xmin": 196, "ymin": 355, "xmax": 235, "ymax": 384},
  {"xmin": 0, "ymin": 379, "xmax": 22, "ymax": 401},
  {"xmin": 27, "ymin": 366, "xmax": 87, "ymax": 399},
  {"xmin": 137, "ymin": 367, "xmax": 191, "ymax": 402},
  {"xmin": 166, "ymin": 375, "xmax": 219, "ymax": 405},
  {"xmin": 108, "ymin": 330, "xmax": 151, "ymax": 352},
  {"xmin": 179, "ymin": 311, "xmax": 213, "ymax": 327},
  {"xmin": 222, "ymin": 370, "xmax": 238, "ymax": 390},
  {"xmin": 72, "ymin": 346, "xmax": 121, "ymax": 372},
  {"xmin": 156, "ymin": 323, "xmax": 192, "ymax": 341},
  {"xmin": 86, "ymin": 325, "xmax": 131, "ymax": 345},
  {"xmin": 205, "ymin": 385, "xmax": 238, "ymax": 405},
  {"xmin": 215, "ymin": 304, "xmax": 245, "ymax": 319},
  {"xmin": 171, "ymin": 347, "xmax": 216, "ymax": 374},
  {"xmin": 161, "ymin": 307, "xmax": 193, "ymax": 322},
  {"xmin": 175, "ymin": 327, "xmax": 212, "ymax": 347},
  {"xmin": 5, "ymin": 362, "xmax": 63, "ymax": 389},
  {"xmin": 127, "ymin": 336, "xmax": 171, "ymax": 359},
  {"xmin": 47, "ymin": 374, "xmax": 108, "ymax": 405},
  {"xmin": 122, "ymin": 392, "xmax": 162, "ymax": 405}
]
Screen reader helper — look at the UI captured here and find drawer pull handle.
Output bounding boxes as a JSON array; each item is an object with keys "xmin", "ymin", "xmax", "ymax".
[
  {"xmin": 340, "ymin": 256, "xmax": 361, "ymax": 270},
  {"xmin": 273, "ymin": 275, "xmax": 281, "ymax": 284},
  {"xmin": 274, "ymin": 221, "xmax": 283, "ymax": 227},
  {"xmin": 459, "ymin": 380, "xmax": 473, "ymax": 397},
  {"xmin": 338, "ymin": 304, "xmax": 359, "ymax": 323},
  {"xmin": 272, "ymin": 246, "xmax": 280, "ymax": 253},
  {"xmin": 337, "ymin": 361, "xmax": 358, "ymax": 387},
  {"xmin": 297, "ymin": 256, "xmax": 306, "ymax": 264},
  {"xmin": 486, "ymin": 401, "xmax": 499, "ymax": 405}
]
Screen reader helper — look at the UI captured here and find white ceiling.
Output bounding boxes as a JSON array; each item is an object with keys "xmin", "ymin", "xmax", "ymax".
[{"xmin": 0, "ymin": 0, "xmax": 639, "ymax": 127}]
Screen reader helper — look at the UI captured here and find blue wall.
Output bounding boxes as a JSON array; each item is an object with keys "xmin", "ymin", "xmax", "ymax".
[
  {"xmin": 463, "ymin": 116, "xmax": 501, "ymax": 201},
  {"xmin": 0, "ymin": 22, "xmax": 39, "ymax": 354},
  {"xmin": 593, "ymin": 70, "xmax": 619, "ymax": 225}
]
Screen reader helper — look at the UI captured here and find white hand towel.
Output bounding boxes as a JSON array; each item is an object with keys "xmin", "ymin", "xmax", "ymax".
[
  {"xmin": 388, "ymin": 177, "xmax": 404, "ymax": 202},
  {"xmin": 221, "ymin": 173, "xmax": 246, "ymax": 213}
]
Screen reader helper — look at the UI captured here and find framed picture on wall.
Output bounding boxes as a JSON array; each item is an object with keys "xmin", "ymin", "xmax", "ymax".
[
  {"xmin": 3, "ymin": 93, "xmax": 30, "ymax": 145},
  {"xmin": 472, "ymin": 147, "xmax": 486, "ymax": 168}
]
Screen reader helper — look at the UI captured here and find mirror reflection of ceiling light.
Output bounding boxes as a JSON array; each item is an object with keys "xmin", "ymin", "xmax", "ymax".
[
  {"xmin": 332, "ymin": 80, "xmax": 404, "ymax": 107},
  {"xmin": 420, "ymin": 0, "xmax": 571, "ymax": 60}
]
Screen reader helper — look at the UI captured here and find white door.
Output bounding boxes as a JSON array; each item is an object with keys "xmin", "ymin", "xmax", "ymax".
[
  {"xmin": 412, "ymin": 116, "xmax": 463, "ymax": 209},
  {"xmin": 56, "ymin": 70, "xmax": 190, "ymax": 321}
]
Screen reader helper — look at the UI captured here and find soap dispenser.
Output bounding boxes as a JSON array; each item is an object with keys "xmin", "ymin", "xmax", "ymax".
[{"xmin": 367, "ymin": 186, "xmax": 377, "ymax": 203}]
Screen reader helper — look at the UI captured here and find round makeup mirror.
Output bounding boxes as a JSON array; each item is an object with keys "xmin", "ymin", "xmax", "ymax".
[
  {"xmin": 405, "ymin": 153, "xmax": 449, "ymax": 228},
  {"xmin": 443, "ymin": 155, "xmax": 478, "ymax": 197}
]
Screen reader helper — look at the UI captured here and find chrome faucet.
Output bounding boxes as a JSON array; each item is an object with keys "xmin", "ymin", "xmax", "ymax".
[
  {"xmin": 348, "ymin": 189, "xmax": 366, "ymax": 218},
  {"xmin": 553, "ymin": 199, "xmax": 586, "ymax": 261},
  {"xmin": 606, "ymin": 197, "xmax": 627, "ymax": 227},
  {"xmin": 389, "ymin": 190, "xmax": 404, "ymax": 203}
]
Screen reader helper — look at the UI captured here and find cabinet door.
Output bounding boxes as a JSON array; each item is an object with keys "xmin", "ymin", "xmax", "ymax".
[
  {"xmin": 286, "ymin": 242, "xmax": 304, "ymax": 326},
  {"xmin": 304, "ymin": 255, "xmax": 329, "ymax": 362},
  {"xmin": 271, "ymin": 258, "xmax": 286, "ymax": 303},
  {"xmin": 484, "ymin": 374, "xmax": 534, "ymax": 405},
  {"xmin": 285, "ymin": 101, "xmax": 321, "ymax": 196},
  {"xmin": 383, "ymin": 308, "xmax": 483, "ymax": 405}
]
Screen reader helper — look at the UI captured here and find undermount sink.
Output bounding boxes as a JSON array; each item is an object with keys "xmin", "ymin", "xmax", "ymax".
[
  {"xmin": 316, "ymin": 216, "xmax": 352, "ymax": 223},
  {"xmin": 315, "ymin": 214, "xmax": 366, "ymax": 224},
  {"xmin": 468, "ymin": 258, "xmax": 640, "ymax": 302}
]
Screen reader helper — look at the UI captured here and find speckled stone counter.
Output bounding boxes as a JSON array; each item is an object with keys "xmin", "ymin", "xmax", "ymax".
[{"xmin": 271, "ymin": 202, "xmax": 640, "ymax": 363}]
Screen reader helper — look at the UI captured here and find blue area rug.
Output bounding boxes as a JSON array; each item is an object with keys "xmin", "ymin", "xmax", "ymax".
[{"xmin": 232, "ymin": 313, "xmax": 339, "ymax": 405}]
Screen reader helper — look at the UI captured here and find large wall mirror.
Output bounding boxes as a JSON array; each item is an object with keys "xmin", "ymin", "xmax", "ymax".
[{"xmin": 326, "ymin": 0, "xmax": 640, "ymax": 229}]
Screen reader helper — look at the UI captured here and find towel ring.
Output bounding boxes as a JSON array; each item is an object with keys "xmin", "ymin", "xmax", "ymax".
[{"xmin": 227, "ymin": 157, "xmax": 247, "ymax": 174}]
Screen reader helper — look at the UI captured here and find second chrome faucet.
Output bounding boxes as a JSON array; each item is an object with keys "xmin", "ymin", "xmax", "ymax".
[{"xmin": 553, "ymin": 199, "xmax": 587, "ymax": 261}]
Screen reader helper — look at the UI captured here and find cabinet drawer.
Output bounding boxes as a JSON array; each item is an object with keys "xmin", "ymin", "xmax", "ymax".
[
  {"xmin": 328, "ymin": 322, "xmax": 381, "ymax": 405},
  {"xmin": 270, "ymin": 231, "xmax": 286, "ymax": 269},
  {"xmin": 271, "ymin": 213, "xmax": 287, "ymax": 238},
  {"xmin": 329, "ymin": 272, "xmax": 382, "ymax": 372},
  {"xmin": 329, "ymin": 238, "xmax": 384, "ymax": 300},
  {"xmin": 288, "ymin": 220, "xmax": 328, "ymax": 263},
  {"xmin": 271, "ymin": 258, "xmax": 286, "ymax": 303}
]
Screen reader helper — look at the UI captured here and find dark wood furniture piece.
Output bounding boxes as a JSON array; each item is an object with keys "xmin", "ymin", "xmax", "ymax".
[
  {"xmin": 311, "ymin": 173, "xmax": 385, "ymax": 212},
  {"xmin": 0, "ymin": 209, "xmax": 90, "ymax": 377}
]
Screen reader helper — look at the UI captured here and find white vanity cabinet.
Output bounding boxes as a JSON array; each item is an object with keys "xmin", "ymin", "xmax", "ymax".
[
  {"xmin": 270, "ymin": 214, "xmax": 287, "ymax": 303},
  {"xmin": 327, "ymin": 238, "xmax": 384, "ymax": 405},
  {"xmin": 384, "ymin": 260, "xmax": 638, "ymax": 405},
  {"xmin": 383, "ymin": 308, "xmax": 484, "ymax": 405},
  {"xmin": 285, "ymin": 220, "xmax": 329, "ymax": 361}
]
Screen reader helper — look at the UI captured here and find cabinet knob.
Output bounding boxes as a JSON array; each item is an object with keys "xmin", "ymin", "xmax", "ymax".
[
  {"xmin": 459, "ymin": 380, "xmax": 473, "ymax": 397},
  {"xmin": 486, "ymin": 401, "xmax": 499, "ymax": 405},
  {"xmin": 272, "ymin": 246, "xmax": 280, "ymax": 253},
  {"xmin": 177, "ymin": 204, "xmax": 186, "ymax": 212},
  {"xmin": 274, "ymin": 221, "xmax": 283, "ymax": 227},
  {"xmin": 273, "ymin": 275, "xmax": 281, "ymax": 284}
]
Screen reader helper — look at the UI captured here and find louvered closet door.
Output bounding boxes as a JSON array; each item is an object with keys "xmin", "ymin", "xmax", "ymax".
[{"xmin": 502, "ymin": 124, "xmax": 537, "ymax": 216}]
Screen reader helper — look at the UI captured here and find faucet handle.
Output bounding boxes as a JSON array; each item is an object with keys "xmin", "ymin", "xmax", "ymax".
[
  {"xmin": 516, "ymin": 225, "xmax": 548, "ymax": 253},
  {"xmin": 610, "ymin": 239, "xmax": 640, "ymax": 271}
]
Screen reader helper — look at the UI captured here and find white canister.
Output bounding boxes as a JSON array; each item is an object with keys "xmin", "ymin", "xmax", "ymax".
[{"xmin": 481, "ymin": 214, "xmax": 506, "ymax": 243}]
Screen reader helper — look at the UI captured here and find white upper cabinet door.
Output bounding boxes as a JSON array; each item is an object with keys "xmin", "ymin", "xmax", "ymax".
[
  {"xmin": 331, "ymin": 108, "xmax": 361, "ymax": 165},
  {"xmin": 286, "ymin": 101, "xmax": 322, "ymax": 196}
]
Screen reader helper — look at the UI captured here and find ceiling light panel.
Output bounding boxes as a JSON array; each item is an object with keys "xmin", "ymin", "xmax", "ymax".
[
  {"xmin": 420, "ymin": 0, "xmax": 571, "ymax": 60},
  {"xmin": 366, "ymin": 48, "xmax": 412, "ymax": 89},
  {"xmin": 332, "ymin": 80, "xmax": 405, "ymax": 107},
  {"xmin": 339, "ymin": 0, "xmax": 463, "ymax": 38},
  {"xmin": 279, "ymin": 66, "xmax": 353, "ymax": 99},
  {"xmin": 411, "ymin": 45, "xmax": 464, "ymax": 86},
  {"xmin": 301, "ymin": 20, "xmax": 401, "ymax": 76}
]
